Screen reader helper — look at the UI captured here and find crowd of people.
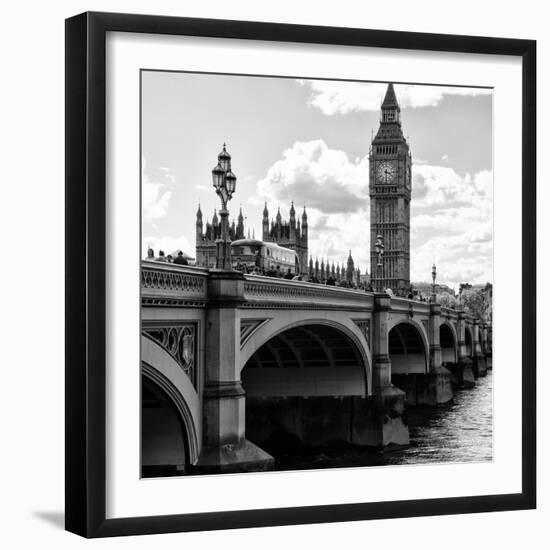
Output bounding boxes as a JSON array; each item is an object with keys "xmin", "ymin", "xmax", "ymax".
[
  {"xmin": 144, "ymin": 248, "xmax": 454, "ymax": 304},
  {"xmin": 145, "ymin": 248, "xmax": 190, "ymax": 265},
  {"xmin": 234, "ymin": 263, "xmax": 375, "ymax": 290}
]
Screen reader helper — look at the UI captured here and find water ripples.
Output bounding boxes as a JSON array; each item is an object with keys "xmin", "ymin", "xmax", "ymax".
[
  {"xmin": 392, "ymin": 371, "xmax": 493, "ymax": 465},
  {"xmin": 274, "ymin": 371, "xmax": 493, "ymax": 470}
]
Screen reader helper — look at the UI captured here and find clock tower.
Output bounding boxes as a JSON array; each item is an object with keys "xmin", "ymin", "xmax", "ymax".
[{"xmin": 369, "ymin": 83, "xmax": 412, "ymax": 294}]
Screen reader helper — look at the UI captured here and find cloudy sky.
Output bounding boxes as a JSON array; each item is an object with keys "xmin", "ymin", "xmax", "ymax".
[{"xmin": 142, "ymin": 71, "xmax": 493, "ymax": 290}]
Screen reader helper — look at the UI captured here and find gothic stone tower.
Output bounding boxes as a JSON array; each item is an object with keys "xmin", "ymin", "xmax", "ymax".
[
  {"xmin": 369, "ymin": 83, "xmax": 412, "ymax": 294},
  {"xmin": 262, "ymin": 202, "xmax": 308, "ymax": 275}
]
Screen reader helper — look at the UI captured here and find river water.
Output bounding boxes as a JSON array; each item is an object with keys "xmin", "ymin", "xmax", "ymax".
[{"xmin": 273, "ymin": 371, "xmax": 493, "ymax": 471}]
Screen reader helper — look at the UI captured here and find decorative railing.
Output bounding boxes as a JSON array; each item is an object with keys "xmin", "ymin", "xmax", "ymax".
[
  {"xmin": 390, "ymin": 296, "xmax": 431, "ymax": 316},
  {"xmin": 243, "ymin": 274, "xmax": 373, "ymax": 310},
  {"xmin": 440, "ymin": 306, "xmax": 460, "ymax": 321},
  {"xmin": 141, "ymin": 261, "xmax": 209, "ymax": 306},
  {"xmin": 139, "ymin": 263, "xmax": 486, "ymax": 326}
]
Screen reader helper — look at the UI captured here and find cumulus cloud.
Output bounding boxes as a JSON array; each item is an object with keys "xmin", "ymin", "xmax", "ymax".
[
  {"xmin": 307, "ymin": 210, "xmax": 371, "ymax": 272},
  {"xmin": 252, "ymin": 140, "xmax": 372, "ymax": 271},
  {"xmin": 142, "ymin": 157, "xmax": 173, "ymax": 224},
  {"xmin": 410, "ymin": 168, "xmax": 493, "ymax": 288},
  {"xmin": 298, "ymin": 80, "xmax": 492, "ymax": 116},
  {"xmin": 252, "ymin": 140, "xmax": 492, "ymax": 287},
  {"xmin": 255, "ymin": 140, "xmax": 369, "ymax": 214},
  {"xmin": 412, "ymin": 166, "xmax": 492, "ymax": 210},
  {"xmin": 411, "ymin": 233, "xmax": 492, "ymax": 289}
]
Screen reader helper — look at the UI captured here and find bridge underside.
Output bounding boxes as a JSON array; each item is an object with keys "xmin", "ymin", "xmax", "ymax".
[
  {"xmin": 389, "ymin": 322, "xmax": 427, "ymax": 375},
  {"xmin": 242, "ymin": 324, "xmax": 366, "ymax": 398},
  {"xmin": 389, "ymin": 322, "xmax": 453, "ymax": 406},
  {"xmin": 440, "ymin": 323, "xmax": 457, "ymax": 365},
  {"xmin": 241, "ymin": 323, "xmax": 402, "ymax": 453},
  {"xmin": 141, "ymin": 375, "xmax": 188, "ymax": 477}
]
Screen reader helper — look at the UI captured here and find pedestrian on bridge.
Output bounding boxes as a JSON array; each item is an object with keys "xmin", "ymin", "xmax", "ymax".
[{"xmin": 173, "ymin": 251, "xmax": 189, "ymax": 265}]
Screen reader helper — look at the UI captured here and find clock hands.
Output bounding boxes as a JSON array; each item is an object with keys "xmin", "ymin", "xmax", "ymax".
[{"xmin": 378, "ymin": 162, "xmax": 395, "ymax": 184}]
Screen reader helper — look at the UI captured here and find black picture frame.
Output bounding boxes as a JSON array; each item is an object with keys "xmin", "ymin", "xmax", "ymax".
[{"xmin": 65, "ymin": 11, "xmax": 536, "ymax": 538}]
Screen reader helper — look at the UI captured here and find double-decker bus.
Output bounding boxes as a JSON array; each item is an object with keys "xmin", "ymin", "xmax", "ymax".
[{"xmin": 230, "ymin": 239, "xmax": 299, "ymax": 275}]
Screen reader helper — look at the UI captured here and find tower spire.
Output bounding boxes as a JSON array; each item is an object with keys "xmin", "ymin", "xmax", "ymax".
[
  {"xmin": 381, "ymin": 82, "xmax": 399, "ymax": 110},
  {"xmin": 378, "ymin": 82, "xmax": 402, "ymax": 127}
]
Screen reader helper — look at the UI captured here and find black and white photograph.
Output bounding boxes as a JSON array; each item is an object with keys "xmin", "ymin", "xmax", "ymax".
[
  {"xmin": 140, "ymin": 72, "xmax": 494, "ymax": 478},
  {"xmin": 0, "ymin": 1, "xmax": 539, "ymax": 544}
]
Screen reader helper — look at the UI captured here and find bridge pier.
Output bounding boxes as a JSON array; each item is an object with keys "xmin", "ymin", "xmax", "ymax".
[
  {"xmin": 424, "ymin": 304, "xmax": 454, "ymax": 405},
  {"xmin": 446, "ymin": 362, "xmax": 476, "ymax": 388},
  {"xmin": 392, "ymin": 368, "xmax": 454, "ymax": 407},
  {"xmin": 390, "ymin": 304, "xmax": 453, "ymax": 406},
  {"xmin": 472, "ymin": 319, "xmax": 487, "ymax": 377},
  {"xmin": 195, "ymin": 271, "xmax": 273, "ymax": 474},
  {"xmin": 449, "ymin": 311, "xmax": 476, "ymax": 388},
  {"xmin": 246, "ymin": 394, "xmax": 408, "ymax": 451},
  {"xmin": 481, "ymin": 323, "xmax": 492, "ymax": 370},
  {"xmin": 365, "ymin": 294, "xmax": 410, "ymax": 447},
  {"xmin": 486, "ymin": 324, "xmax": 493, "ymax": 369}
]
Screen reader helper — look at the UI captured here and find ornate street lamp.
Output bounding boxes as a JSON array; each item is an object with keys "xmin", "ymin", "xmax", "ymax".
[
  {"xmin": 374, "ymin": 234, "xmax": 384, "ymax": 292},
  {"xmin": 211, "ymin": 143, "xmax": 237, "ymax": 270},
  {"xmin": 431, "ymin": 263, "xmax": 437, "ymax": 302}
]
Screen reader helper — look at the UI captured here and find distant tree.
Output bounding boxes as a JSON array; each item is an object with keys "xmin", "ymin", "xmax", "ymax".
[
  {"xmin": 438, "ymin": 292, "xmax": 459, "ymax": 308},
  {"xmin": 461, "ymin": 289, "xmax": 490, "ymax": 321},
  {"xmin": 459, "ymin": 282, "xmax": 472, "ymax": 295}
]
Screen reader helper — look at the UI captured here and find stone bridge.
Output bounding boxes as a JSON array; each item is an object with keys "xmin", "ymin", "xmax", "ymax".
[{"xmin": 141, "ymin": 263, "xmax": 492, "ymax": 475}]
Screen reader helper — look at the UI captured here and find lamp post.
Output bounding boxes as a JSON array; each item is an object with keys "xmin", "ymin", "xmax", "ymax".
[
  {"xmin": 374, "ymin": 234, "xmax": 384, "ymax": 292},
  {"xmin": 212, "ymin": 143, "xmax": 237, "ymax": 270},
  {"xmin": 431, "ymin": 263, "xmax": 437, "ymax": 302}
]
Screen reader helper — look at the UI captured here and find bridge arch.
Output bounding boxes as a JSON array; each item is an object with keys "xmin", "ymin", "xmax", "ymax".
[
  {"xmin": 141, "ymin": 371, "xmax": 191, "ymax": 477},
  {"xmin": 388, "ymin": 319, "xmax": 429, "ymax": 375},
  {"xmin": 141, "ymin": 336, "xmax": 200, "ymax": 469},
  {"xmin": 440, "ymin": 321, "xmax": 458, "ymax": 365},
  {"xmin": 240, "ymin": 316, "xmax": 371, "ymax": 393},
  {"xmin": 241, "ymin": 320, "xmax": 371, "ymax": 453}
]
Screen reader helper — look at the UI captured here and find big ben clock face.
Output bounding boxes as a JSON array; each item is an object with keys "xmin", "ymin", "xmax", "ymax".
[{"xmin": 376, "ymin": 160, "xmax": 397, "ymax": 184}]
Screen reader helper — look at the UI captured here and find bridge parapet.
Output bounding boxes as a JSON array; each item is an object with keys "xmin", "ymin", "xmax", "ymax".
[
  {"xmin": 242, "ymin": 274, "xmax": 374, "ymax": 310},
  {"xmin": 440, "ymin": 306, "xmax": 460, "ymax": 322},
  {"xmin": 388, "ymin": 296, "xmax": 431, "ymax": 316},
  {"xmin": 141, "ymin": 261, "xmax": 209, "ymax": 307}
]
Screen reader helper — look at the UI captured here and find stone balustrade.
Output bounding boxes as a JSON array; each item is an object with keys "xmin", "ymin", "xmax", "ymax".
[
  {"xmin": 141, "ymin": 262, "xmax": 209, "ymax": 306},
  {"xmin": 242, "ymin": 273, "xmax": 374, "ymax": 310}
]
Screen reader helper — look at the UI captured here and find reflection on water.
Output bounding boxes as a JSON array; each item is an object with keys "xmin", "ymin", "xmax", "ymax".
[{"xmin": 274, "ymin": 371, "xmax": 493, "ymax": 471}]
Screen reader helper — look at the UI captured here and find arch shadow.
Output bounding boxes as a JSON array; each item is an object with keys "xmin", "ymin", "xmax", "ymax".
[
  {"xmin": 142, "ymin": 364, "xmax": 199, "ymax": 470},
  {"xmin": 240, "ymin": 317, "xmax": 371, "ymax": 395},
  {"xmin": 440, "ymin": 321, "xmax": 458, "ymax": 364},
  {"xmin": 388, "ymin": 319, "xmax": 429, "ymax": 374},
  {"xmin": 141, "ymin": 335, "xmax": 200, "ymax": 466},
  {"xmin": 241, "ymin": 321, "xmax": 372, "ymax": 453}
]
